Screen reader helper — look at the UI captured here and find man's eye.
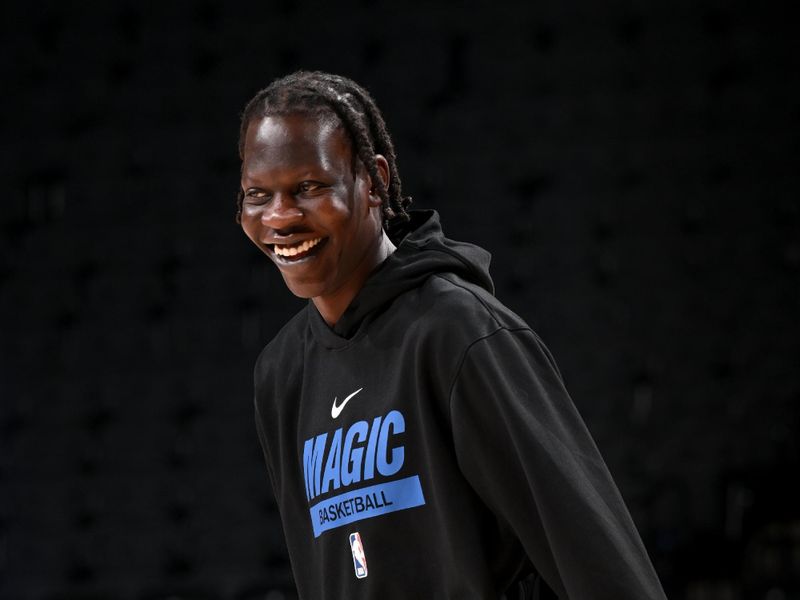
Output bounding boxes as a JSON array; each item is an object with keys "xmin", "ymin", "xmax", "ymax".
[
  {"xmin": 244, "ymin": 190, "xmax": 269, "ymax": 203},
  {"xmin": 299, "ymin": 182, "xmax": 323, "ymax": 193}
]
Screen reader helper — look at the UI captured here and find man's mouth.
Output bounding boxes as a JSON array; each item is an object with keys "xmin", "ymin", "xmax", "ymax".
[{"xmin": 271, "ymin": 237, "xmax": 325, "ymax": 262}]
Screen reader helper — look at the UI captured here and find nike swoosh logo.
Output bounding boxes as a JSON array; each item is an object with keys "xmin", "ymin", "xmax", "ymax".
[{"xmin": 331, "ymin": 388, "xmax": 363, "ymax": 419}]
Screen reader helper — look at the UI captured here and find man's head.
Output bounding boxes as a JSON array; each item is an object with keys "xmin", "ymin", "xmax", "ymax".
[
  {"xmin": 236, "ymin": 71, "xmax": 411, "ymax": 234},
  {"xmin": 237, "ymin": 72, "xmax": 409, "ymax": 320}
]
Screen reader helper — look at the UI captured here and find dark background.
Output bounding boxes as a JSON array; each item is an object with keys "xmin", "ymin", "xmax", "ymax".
[{"xmin": 1, "ymin": 1, "xmax": 798, "ymax": 598}]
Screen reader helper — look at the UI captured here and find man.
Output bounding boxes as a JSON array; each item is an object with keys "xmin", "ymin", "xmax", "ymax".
[{"xmin": 237, "ymin": 71, "xmax": 666, "ymax": 599}]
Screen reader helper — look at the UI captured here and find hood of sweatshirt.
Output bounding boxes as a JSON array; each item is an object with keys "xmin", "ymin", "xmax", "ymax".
[{"xmin": 309, "ymin": 209, "xmax": 494, "ymax": 344}]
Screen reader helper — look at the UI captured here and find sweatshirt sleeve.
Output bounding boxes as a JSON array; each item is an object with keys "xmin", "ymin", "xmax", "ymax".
[{"xmin": 449, "ymin": 327, "xmax": 666, "ymax": 599}]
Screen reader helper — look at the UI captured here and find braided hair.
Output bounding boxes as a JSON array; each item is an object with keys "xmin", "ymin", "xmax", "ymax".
[{"xmin": 235, "ymin": 71, "xmax": 412, "ymax": 240}]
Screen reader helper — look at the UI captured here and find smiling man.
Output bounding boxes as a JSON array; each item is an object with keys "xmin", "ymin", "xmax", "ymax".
[
  {"xmin": 239, "ymin": 110, "xmax": 394, "ymax": 324},
  {"xmin": 237, "ymin": 71, "xmax": 666, "ymax": 599}
]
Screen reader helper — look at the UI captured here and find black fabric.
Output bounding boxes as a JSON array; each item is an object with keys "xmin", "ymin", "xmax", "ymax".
[
  {"xmin": 253, "ymin": 210, "xmax": 666, "ymax": 599},
  {"xmin": 330, "ymin": 210, "xmax": 494, "ymax": 340}
]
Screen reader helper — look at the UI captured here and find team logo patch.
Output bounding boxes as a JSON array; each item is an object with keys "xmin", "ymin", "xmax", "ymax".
[
  {"xmin": 349, "ymin": 532, "xmax": 368, "ymax": 579},
  {"xmin": 303, "ymin": 409, "xmax": 427, "ymax": 538}
]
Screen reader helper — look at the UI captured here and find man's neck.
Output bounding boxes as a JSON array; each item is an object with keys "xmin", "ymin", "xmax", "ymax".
[{"xmin": 313, "ymin": 231, "xmax": 396, "ymax": 328}]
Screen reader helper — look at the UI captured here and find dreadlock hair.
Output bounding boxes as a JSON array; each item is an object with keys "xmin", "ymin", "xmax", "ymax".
[{"xmin": 235, "ymin": 71, "xmax": 412, "ymax": 241}]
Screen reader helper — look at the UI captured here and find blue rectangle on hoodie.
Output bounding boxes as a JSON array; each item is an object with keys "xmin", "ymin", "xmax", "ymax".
[{"xmin": 309, "ymin": 475, "xmax": 426, "ymax": 537}]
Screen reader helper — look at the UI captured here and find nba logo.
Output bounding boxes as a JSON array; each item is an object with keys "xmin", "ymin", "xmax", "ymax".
[{"xmin": 349, "ymin": 532, "xmax": 368, "ymax": 579}]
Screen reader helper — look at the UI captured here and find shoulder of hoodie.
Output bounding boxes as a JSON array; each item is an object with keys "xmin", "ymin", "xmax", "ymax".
[
  {"xmin": 415, "ymin": 270, "xmax": 533, "ymax": 342},
  {"xmin": 399, "ymin": 272, "xmax": 557, "ymax": 390},
  {"xmin": 412, "ymin": 273, "xmax": 565, "ymax": 392},
  {"xmin": 397, "ymin": 229, "xmax": 530, "ymax": 338}
]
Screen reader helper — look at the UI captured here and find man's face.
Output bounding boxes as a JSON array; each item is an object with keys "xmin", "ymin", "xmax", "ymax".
[{"xmin": 240, "ymin": 114, "xmax": 383, "ymax": 301}]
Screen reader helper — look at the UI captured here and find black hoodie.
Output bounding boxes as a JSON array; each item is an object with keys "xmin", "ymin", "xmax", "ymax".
[{"xmin": 253, "ymin": 210, "xmax": 666, "ymax": 599}]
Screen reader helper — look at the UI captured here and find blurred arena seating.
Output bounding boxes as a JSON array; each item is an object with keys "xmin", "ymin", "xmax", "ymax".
[{"xmin": 1, "ymin": 1, "xmax": 797, "ymax": 598}]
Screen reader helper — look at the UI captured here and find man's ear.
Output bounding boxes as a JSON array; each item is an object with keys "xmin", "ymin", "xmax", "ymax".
[
  {"xmin": 374, "ymin": 154, "xmax": 390, "ymax": 191},
  {"xmin": 368, "ymin": 154, "xmax": 390, "ymax": 207}
]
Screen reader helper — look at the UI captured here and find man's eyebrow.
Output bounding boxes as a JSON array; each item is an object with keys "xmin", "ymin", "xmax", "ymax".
[{"xmin": 241, "ymin": 168, "xmax": 330, "ymax": 185}]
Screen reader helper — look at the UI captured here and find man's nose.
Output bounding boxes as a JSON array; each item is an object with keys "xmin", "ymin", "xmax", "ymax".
[{"xmin": 262, "ymin": 192, "xmax": 303, "ymax": 230}]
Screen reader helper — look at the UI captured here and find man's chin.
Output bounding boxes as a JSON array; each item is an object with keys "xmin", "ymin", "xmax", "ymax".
[{"xmin": 281, "ymin": 276, "xmax": 326, "ymax": 300}]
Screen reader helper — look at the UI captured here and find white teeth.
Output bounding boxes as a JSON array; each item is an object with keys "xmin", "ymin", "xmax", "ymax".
[{"xmin": 274, "ymin": 237, "xmax": 322, "ymax": 257}]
